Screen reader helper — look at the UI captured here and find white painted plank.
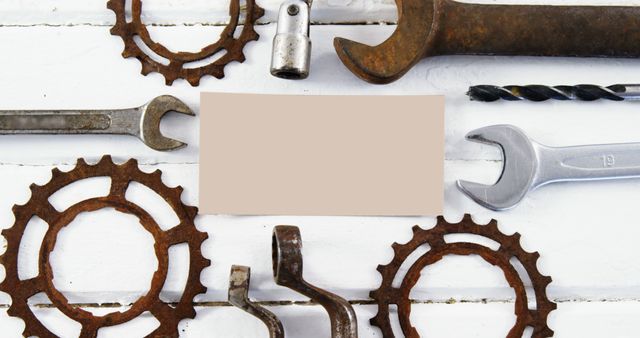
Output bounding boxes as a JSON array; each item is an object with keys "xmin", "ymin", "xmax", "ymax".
[
  {"xmin": 3, "ymin": 25, "xmax": 640, "ymax": 165},
  {"xmin": 1, "ymin": 301, "xmax": 639, "ymax": 337},
  {"xmin": 4, "ymin": 0, "xmax": 640, "ymax": 25},
  {"xmin": 1, "ymin": 159, "xmax": 639, "ymax": 304},
  {"xmin": 1, "ymin": 11, "xmax": 640, "ymax": 338}
]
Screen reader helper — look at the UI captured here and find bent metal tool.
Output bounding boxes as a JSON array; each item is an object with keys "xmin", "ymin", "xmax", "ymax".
[
  {"xmin": 108, "ymin": 0, "xmax": 264, "ymax": 86},
  {"xmin": 0, "ymin": 155, "xmax": 210, "ymax": 338},
  {"xmin": 468, "ymin": 84, "xmax": 640, "ymax": 102},
  {"xmin": 458, "ymin": 125, "xmax": 640, "ymax": 211},
  {"xmin": 371, "ymin": 215, "xmax": 556, "ymax": 338},
  {"xmin": 228, "ymin": 265, "xmax": 285, "ymax": 338},
  {"xmin": 0, "ymin": 95, "xmax": 193, "ymax": 151},
  {"xmin": 272, "ymin": 226, "xmax": 358, "ymax": 338},
  {"xmin": 334, "ymin": 0, "xmax": 640, "ymax": 84}
]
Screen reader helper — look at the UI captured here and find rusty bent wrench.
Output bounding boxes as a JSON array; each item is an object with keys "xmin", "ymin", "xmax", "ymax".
[
  {"xmin": 272, "ymin": 225, "xmax": 358, "ymax": 338},
  {"xmin": 0, "ymin": 95, "xmax": 193, "ymax": 151},
  {"xmin": 457, "ymin": 125, "xmax": 640, "ymax": 211},
  {"xmin": 335, "ymin": 0, "xmax": 640, "ymax": 84}
]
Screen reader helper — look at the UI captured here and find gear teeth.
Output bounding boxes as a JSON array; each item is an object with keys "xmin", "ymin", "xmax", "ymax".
[
  {"xmin": 50, "ymin": 167, "xmax": 63, "ymax": 179},
  {"xmin": 1, "ymin": 156, "xmax": 208, "ymax": 337},
  {"xmin": 140, "ymin": 62, "xmax": 154, "ymax": 76},
  {"xmin": 186, "ymin": 76, "xmax": 201, "ymax": 87},
  {"xmin": 76, "ymin": 158, "xmax": 88, "ymax": 167},
  {"xmin": 461, "ymin": 214, "xmax": 474, "ymax": 223},
  {"xmin": 97, "ymin": 154, "xmax": 115, "ymax": 167},
  {"xmin": 151, "ymin": 169, "xmax": 162, "ymax": 179},
  {"xmin": 122, "ymin": 46, "xmax": 136, "ymax": 58},
  {"xmin": 185, "ymin": 206, "xmax": 199, "ymax": 219},
  {"xmin": 108, "ymin": 0, "xmax": 263, "ymax": 85},
  {"xmin": 370, "ymin": 216, "xmax": 556, "ymax": 338},
  {"xmin": 124, "ymin": 158, "xmax": 139, "ymax": 168},
  {"xmin": 369, "ymin": 314, "xmax": 383, "ymax": 327},
  {"xmin": 511, "ymin": 232, "xmax": 522, "ymax": 242},
  {"xmin": 486, "ymin": 219, "xmax": 500, "ymax": 232}
]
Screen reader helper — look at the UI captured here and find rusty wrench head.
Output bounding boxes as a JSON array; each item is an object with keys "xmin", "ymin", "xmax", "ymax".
[
  {"xmin": 228, "ymin": 265, "xmax": 285, "ymax": 338},
  {"xmin": 333, "ymin": 0, "xmax": 439, "ymax": 84},
  {"xmin": 272, "ymin": 226, "xmax": 358, "ymax": 338},
  {"xmin": 139, "ymin": 95, "xmax": 194, "ymax": 151}
]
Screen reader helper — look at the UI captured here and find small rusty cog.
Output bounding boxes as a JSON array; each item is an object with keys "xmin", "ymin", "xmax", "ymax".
[
  {"xmin": 107, "ymin": 0, "xmax": 265, "ymax": 86},
  {"xmin": 370, "ymin": 214, "xmax": 556, "ymax": 338},
  {"xmin": 0, "ymin": 155, "xmax": 210, "ymax": 338}
]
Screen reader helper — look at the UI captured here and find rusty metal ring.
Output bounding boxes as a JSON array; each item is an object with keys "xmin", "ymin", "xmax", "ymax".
[
  {"xmin": 107, "ymin": 0, "xmax": 265, "ymax": 86},
  {"xmin": 0, "ymin": 155, "xmax": 210, "ymax": 338},
  {"xmin": 370, "ymin": 215, "xmax": 556, "ymax": 338}
]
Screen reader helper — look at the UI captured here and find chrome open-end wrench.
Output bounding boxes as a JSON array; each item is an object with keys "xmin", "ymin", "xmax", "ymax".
[
  {"xmin": 0, "ymin": 95, "xmax": 193, "ymax": 151},
  {"xmin": 457, "ymin": 125, "xmax": 640, "ymax": 211}
]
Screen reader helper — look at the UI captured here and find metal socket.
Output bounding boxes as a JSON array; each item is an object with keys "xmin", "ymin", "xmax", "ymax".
[{"xmin": 271, "ymin": 0, "xmax": 312, "ymax": 80}]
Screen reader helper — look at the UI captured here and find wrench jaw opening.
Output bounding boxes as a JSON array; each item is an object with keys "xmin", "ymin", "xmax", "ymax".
[
  {"xmin": 333, "ymin": 0, "xmax": 440, "ymax": 84},
  {"xmin": 139, "ymin": 95, "xmax": 194, "ymax": 151},
  {"xmin": 456, "ymin": 125, "xmax": 538, "ymax": 211}
]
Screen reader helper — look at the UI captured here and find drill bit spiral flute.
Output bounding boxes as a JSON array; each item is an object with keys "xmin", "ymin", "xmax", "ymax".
[{"xmin": 468, "ymin": 84, "xmax": 640, "ymax": 102}]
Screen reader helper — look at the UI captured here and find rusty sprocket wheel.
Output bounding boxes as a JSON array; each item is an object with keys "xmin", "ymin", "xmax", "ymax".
[
  {"xmin": 107, "ymin": 0, "xmax": 265, "ymax": 86},
  {"xmin": 0, "ymin": 155, "xmax": 209, "ymax": 338},
  {"xmin": 370, "ymin": 214, "xmax": 556, "ymax": 338}
]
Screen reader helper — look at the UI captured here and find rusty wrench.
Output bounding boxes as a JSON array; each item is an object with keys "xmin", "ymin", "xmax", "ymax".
[
  {"xmin": 335, "ymin": 0, "xmax": 640, "ymax": 84},
  {"xmin": 0, "ymin": 95, "xmax": 193, "ymax": 151},
  {"xmin": 228, "ymin": 265, "xmax": 285, "ymax": 338},
  {"xmin": 272, "ymin": 226, "xmax": 358, "ymax": 338}
]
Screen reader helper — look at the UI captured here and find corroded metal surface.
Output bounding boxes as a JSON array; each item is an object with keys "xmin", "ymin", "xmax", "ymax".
[
  {"xmin": 370, "ymin": 215, "xmax": 556, "ymax": 338},
  {"xmin": 0, "ymin": 155, "xmax": 210, "ymax": 338},
  {"xmin": 334, "ymin": 0, "xmax": 640, "ymax": 84},
  {"xmin": 228, "ymin": 265, "xmax": 285, "ymax": 338},
  {"xmin": 108, "ymin": 0, "xmax": 264, "ymax": 86},
  {"xmin": 272, "ymin": 226, "xmax": 358, "ymax": 338}
]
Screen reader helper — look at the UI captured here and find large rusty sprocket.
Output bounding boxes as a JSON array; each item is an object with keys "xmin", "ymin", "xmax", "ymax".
[
  {"xmin": 0, "ymin": 155, "xmax": 210, "ymax": 338},
  {"xmin": 370, "ymin": 214, "xmax": 556, "ymax": 338},
  {"xmin": 107, "ymin": 0, "xmax": 265, "ymax": 86}
]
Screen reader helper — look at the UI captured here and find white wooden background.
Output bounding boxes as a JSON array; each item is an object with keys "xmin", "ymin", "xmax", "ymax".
[{"xmin": 2, "ymin": 0, "xmax": 640, "ymax": 337}]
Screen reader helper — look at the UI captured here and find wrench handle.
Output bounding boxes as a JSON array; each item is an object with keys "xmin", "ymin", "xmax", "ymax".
[
  {"xmin": 433, "ymin": 0, "xmax": 640, "ymax": 58},
  {"xmin": 548, "ymin": 143, "xmax": 640, "ymax": 182},
  {"xmin": 0, "ymin": 110, "xmax": 140, "ymax": 136}
]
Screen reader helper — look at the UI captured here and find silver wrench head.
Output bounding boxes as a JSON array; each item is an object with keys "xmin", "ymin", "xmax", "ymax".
[
  {"xmin": 456, "ymin": 125, "xmax": 538, "ymax": 211},
  {"xmin": 140, "ymin": 95, "xmax": 194, "ymax": 151}
]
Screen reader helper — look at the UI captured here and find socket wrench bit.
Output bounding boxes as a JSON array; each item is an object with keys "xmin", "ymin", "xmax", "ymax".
[
  {"xmin": 0, "ymin": 95, "xmax": 193, "ymax": 151},
  {"xmin": 271, "ymin": 0, "xmax": 312, "ymax": 79}
]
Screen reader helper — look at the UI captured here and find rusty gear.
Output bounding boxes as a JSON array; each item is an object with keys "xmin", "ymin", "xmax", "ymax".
[
  {"xmin": 107, "ymin": 0, "xmax": 265, "ymax": 86},
  {"xmin": 0, "ymin": 155, "xmax": 210, "ymax": 338},
  {"xmin": 370, "ymin": 214, "xmax": 556, "ymax": 338}
]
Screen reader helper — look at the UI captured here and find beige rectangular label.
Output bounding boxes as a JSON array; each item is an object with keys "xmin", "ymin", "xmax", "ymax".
[{"xmin": 199, "ymin": 93, "xmax": 444, "ymax": 216}]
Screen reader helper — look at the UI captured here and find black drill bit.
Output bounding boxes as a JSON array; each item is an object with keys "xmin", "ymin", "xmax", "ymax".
[{"xmin": 467, "ymin": 84, "xmax": 640, "ymax": 102}]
